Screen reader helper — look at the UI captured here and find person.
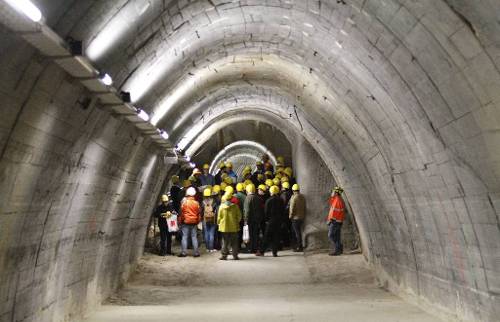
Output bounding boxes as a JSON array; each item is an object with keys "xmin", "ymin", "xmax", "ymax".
[
  {"xmin": 169, "ymin": 175, "xmax": 182, "ymax": 214},
  {"xmin": 289, "ymin": 184, "xmax": 306, "ymax": 252},
  {"xmin": 217, "ymin": 192, "xmax": 242, "ymax": 260},
  {"xmin": 327, "ymin": 186, "xmax": 345, "ymax": 256},
  {"xmin": 214, "ymin": 162, "xmax": 226, "ymax": 185},
  {"xmin": 257, "ymin": 185, "xmax": 285, "ymax": 257},
  {"xmin": 277, "ymin": 156, "xmax": 286, "ymax": 167},
  {"xmin": 153, "ymin": 194, "xmax": 176, "ymax": 256},
  {"xmin": 262, "ymin": 154, "xmax": 274, "ymax": 173},
  {"xmin": 243, "ymin": 184, "xmax": 264, "ymax": 254},
  {"xmin": 252, "ymin": 161, "xmax": 265, "ymax": 185},
  {"xmin": 280, "ymin": 181, "xmax": 293, "ymax": 248},
  {"xmin": 235, "ymin": 183, "xmax": 247, "ymax": 250},
  {"xmin": 179, "ymin": 187, "xmax": 201, "ymax": 257},
  {"xmin": 225, "ymin": 161, "xmax": 238, "ymax": 183},
  {"xmin": 202, "ymin": 188, "xmax": 218, "ymax": 252},
  {"xmin": 200, "ymin": 164, "xmax": 215, "ymax": 187}
]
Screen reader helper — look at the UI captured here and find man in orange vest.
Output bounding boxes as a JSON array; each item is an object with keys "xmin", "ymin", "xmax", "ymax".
[{"xmin": 327, "ymin": 186, "xmax": 345, "ymax": 256}]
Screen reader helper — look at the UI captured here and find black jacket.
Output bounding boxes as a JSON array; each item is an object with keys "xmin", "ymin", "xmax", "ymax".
[
  {"xmin": 169, "ymin": 185, "xmax": 182, "ymax": 213},
  {"xmin": 154, "ymin": 202, "xmax": 176, "ymax": 226},
  {"xmin": 264, "ymin": 195, "xmax": 285, "ymax": 227},
  {"xmin": 244, "ymin": 194, "xmax": 265, "ymax": 224}
]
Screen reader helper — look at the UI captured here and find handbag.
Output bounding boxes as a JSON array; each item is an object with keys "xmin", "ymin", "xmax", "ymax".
[
  {"xmin": 242, "ymin": 224, "xmax": 250, "ymax": 243},
  {"xmin": 167, "ymin": 214, "xmax": 179, "ymax": 232}
]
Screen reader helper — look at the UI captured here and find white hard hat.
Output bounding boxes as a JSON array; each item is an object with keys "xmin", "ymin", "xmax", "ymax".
[{"xmin": 186, "ymin": 187, "xmax": 197, "ymax": 196}]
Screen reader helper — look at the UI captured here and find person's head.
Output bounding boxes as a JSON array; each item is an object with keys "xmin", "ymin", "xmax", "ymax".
[
  {"xmin": 256, "ymin": 160, "xmax": 263, "ymax": 170},
  {"xmin": 265, "ymin": 179, "xmax": 273, "ymax": 187},
  {"xmin": 161, "ymin": 194, "xmax": 169, "ymax": 203},
  {"xmin": 192, "ymin": 168, "xmax": 202, "ymax": 177},
  {"xmin": 262, "ymin": 154, "xmax": 270, "ymax": 163},
  {"xmin": 246, "ymin": 183, "xmax": 256, "ymax": 195},
  {"xmin": 332, "ymin": 186, "xmax": 344, "ymax": 196},
  {"xmin": 188, "ymin": 175, "xmax": 197, "ymax": 186},
  {"xmin": 225, "ymin": 185, "xmax": 234, "ymax": 195},
  {"xmin": 281, "ymin": 176, "xmax": 289, "ymax": 184},
  {"xmin": 203, "ymin": 188, "xmax": 212, "ymax": 198},
  {"xmin": 212, "ymin": 185, "xmax": 221, "ymax": 196},
  {"xmin": 264, "ymin": 162, "xmax": 273, "ymax": 171},
  {"xmin": 269, "ymin": 185, "xmax": 280, "ymax": 196},
  {"xmin": 273, "ymin": 178, "xmax": 281, "ymax": 186},
  {"xmin": 258, "ymin": 184, "xmax": 267, "ymax": 195},
  {"xmin": 236, "ymin": 183, "xmax": 244, "ymax": 193},
  {"xmin": 224, "ymin": 176, "xmax": 233, "ymax": 185},
  {"xmin": 222, "ymin": 192, "xmax": 233, "ymax": 205},
  {"xmin": 202, "ymin": 163, "xmax": 210, "ymax": 175},
  {"xmin": 225, "ymin": 161, "xmax": 233, "ymax": 172},
  {"xmin": 186, "ymin": 187, "xmax": 197, "ymax": 197},
  {"xmin": 277, "ymin": 156, "xmax": 285, "ymax": 165},
  {"xmin": 292, "ymin": 184, "xmax": 300, "ymax": 194},
  {"xmin": 265, "ymin": 171, "xmax": 273, "ymax": 179},
  {"xmin": 218, "ymin": 161, "xmax": 226, "ymax": 171},
  {"xmin": 257, "ymin": 173, "xmax": 265, "ymax": 183},
  {"xmin": 282, "ymin": 182, "xmax": 291, "ymax": 191},
  {"xmin": 182, "ymin": 179, "xmax": 191, "ymax": 188},
  {"xmin": 284, "ymin": 167, "xmax": 293, "ymax": 178},
  {"xmin": 171, "ymin": 175, "xmax": 180, "ymax": 185},
  {"xmin": 220, "ymin": 182, "xmax": 227, "ymax": 191}
]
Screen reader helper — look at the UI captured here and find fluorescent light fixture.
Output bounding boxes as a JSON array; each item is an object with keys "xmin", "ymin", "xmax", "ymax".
[
  {"xmin": 136, "ymin": 108, "xmax": 149, "ymax": 122},
  {"xmin": 5, "ymin": 0, "xmax": 42, "ymax": 22},
  {"xmin": 186, "ymin": 156, "xmax": 191, "ymax": 162},
  {"xmin": 160, "ymin": 130, "xmax": 169, "ymax": 140},
  {"xmin": 189, "ymin": 162, "xmax": 195, "ymax": 168},
  {"xmin": 99, "ymin": 73, "xmax": 113, "ymax": 86}
]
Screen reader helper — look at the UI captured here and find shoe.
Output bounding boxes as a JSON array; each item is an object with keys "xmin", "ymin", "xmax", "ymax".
[
  {"xmin": 255, "ymin": 252, "xmax": 264, "ymax": 256},
  {"xmin": 333, "ymin": 252, "xmax": 341, "ymax": 256},
  {"xmin": 292, "ymin": 249, "xmax": 299, "ymax": 252},
  {"xmin": 233, "ymin": 255, "xmax": 240, "ymax": 260},
  {"xmin": 273, "ymin": 253, "xmax": 278, "ymax": 257},
  {"xmin": 178, "ymin": 253, "xmax": 187, "ymax": 257},
  {"xmin": 193, "ymin": 254, "xmax": 200, "ymax": 257},
  {"xmin": 219, "ymin": 256, "xmax": 227, "ymax": 260}
]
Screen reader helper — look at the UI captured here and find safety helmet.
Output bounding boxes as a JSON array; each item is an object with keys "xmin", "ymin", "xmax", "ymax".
[
  {"xmin": 225, "ymin": 161, "xmax": 233, "ymax": 168},
  {"xmin": 219, "ymin": 162, "xmax": 226, "ymax": 169},
  {"xmin": 256, "ymin": 161, "xmax": 263, "ymax": 166},
  {"xmin": 282, "ymin": 182, "xmax": 291, "ymax": 189},
  {"xmin": 258, "ymin": 184, "xmax": 267, "ymax": 191},
  {"xmin": 171, "ymin": 175, "xmax": 180, "ymax": 184},
  {"xmin": 186, "ymin": 187, "xmax": 196, "ymax": 196},
  {"xmin": 244, "ymin": 165, "xmax": 252, "ymax": 172},
  {"xmin": 277, "ymin": 156, "xmax": 285, "ymax": 164},
  {"xmin": 188, "ymin": 175, "xmax": 196, "ymax": 182},
  {"xmin": 246, "ymin": 183, "xmax": 256, "ymax": 194},
  {"xmin": 265, "ymin": 179, "xmax": 273, "ymax": 187},
  {"xmin": 244, "ymin": 179, "xmax": 253, "ymax": 187},
  {"xmin": 212, "ymin": 185, "xmax": 221, "ymax": 194},
  {"xmin": 272, "ymin": 178, "xmax": 280, "ymax": 186},
  {"xmin": 265, "ymin": 171, "xmax": 273, "ymax": 177},
  {"xmin": 242, "ymin": 169, "xmax": 251, "ymax": 177},
  {"xmin": 270, "ymin": 185, "xmax": 280, "ymax": 196},
  {"xmin": 221, "ymin": 172, "xmax": 228, "ymax": 180},
  {"xmin": 220, "ymin": 182, "xmax": 227, "ymax": 191},
  {"xmin": 281, "ymin": 176, "xmax": 289, "ymax": 183},
  {"xmin": 203, "ymin": 188, "xmax": 212, "ymax": 197},
  {"xmin": 275, "ymin": 173, "xmax": 282, "ymax": 179},
  {"xmin": 257, "ymin": 174, "xmax": 264, "ymax": 181},
  {"xmin": 203, "ymin": 163, "xmax": 210, "ymax": 170},
  {"xmin": 192, "ymin": 168, "xmax": 202, "ymax": 175},
  {"xmin": 292, "ymin": 184, "xmax": 300, "ymax": 191},
  {"xmin": 284, "ymin": 168, "xmax": 293, "ymax": 177},
  {"xmin": 161, "ymin": 194, "xmax": 169, "ymax": 202},
  {"xmin": 333, "ymin": 186, "xmax": 344, "ymax": 193},
  {"xmin": 236, "ymin": 183, "xmax": 244, "ymax": 192},
  {"xmin": 225, "ymin": 185, "xmax": 234, "ymax": 195},
  {"xmin": 224, "ymin": 176, "xmax": 233, "ymax": 185},
  {"xmin": 182, "ymin": 179, "xmax": 191, "ymax": 188}
]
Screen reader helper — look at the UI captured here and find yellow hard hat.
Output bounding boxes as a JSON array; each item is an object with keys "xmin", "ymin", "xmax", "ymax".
[
  {"xmin": 203, "ymin": 163, "xmax": 210, "ymax": 169},
  {"xmin": 221, "ymin": 173, "xmax": 228, "ymax": 179},
  {"xmin": 220, "ymin": 182, "xmax": 227, "ymax": 191},
  {"xmin": 258, "ymin": 184, "xmax": 267, "ymax": 191},
  {"xmin": 246, "ymin": 183, "xmax": 256, "ymax": 194},
  {"xmin": 281, "ymin": 176, "xmax": 289, "ymax": 183},
  {"xmin": 265, "ymin": 179, "xmax": 273, "ymax": 187},
  {"xmin": 224, "ymin": 176, "xmax": 233, "ymax": 184},
  {"xmin": 236, "ymin": 183, "xmax": 244, "ymax": 192},
  {"xmin": 277, "ymin": 156, "xmax": 285, "ymax": 164},
  {"xmin": 182, "ymin": 179, "xmax": 191, "ymax": 188},
  {"xmin": 333, "ymin": 186, "xmax": 344, "ymax": 193},
  {"xmin": 225, "ymin": 161, "xmax": 233, "ymax": 168},
  {"xmin": 242, "ymin": 169, "xmax": 251, "ymax": 177},
  {"xmin": 188, "ymin": 175, "xmax": 196, "ymax": 182},
  {"xmin": 292, "ymin": 184, "xmax": 300, "ymax": 191},
  {"xmin": 284, "ymin": 167, "xmax": 293, "ymax": 177},
  {"xmin": 212, "ymin": 185, "xmax": 221, "ymax": 194},
  {"xmin": 282, "ymin": 182, "xmax": 291, "ymax": 189},
  {"xmin": 203, "ymin": 188, "xmax": 212, "ymax": 197},
  {"xmin": 244, "ymin": 179, "xmax": 253, "ymax": 186},
  {"xmin": 171, "ymin": 175, "xmax": 180, "ymax": 184},
  {"xmin": 219, "ymin": 162, "xmax": 226, "ymax": 169},
  {"xmin": 273, "ymin": 178, "xmax": 280, "ymax": 186},
  {"xmin": 225, "ymin": 185, "xmax": 234, "ymax": 195},
  {"xmin": 257, "ymin": 174, "xmax": 264, "ymax": 181},
  {"xmin": 270, "ymin": 185, "xmax": 280, "ymax": 196},
  {"xmin": 256, "ymin": 161, "xmax": 263, "ymax": 166},
  {"xmin": 244, "ymin": 165, "xmax": 252, "ymax": 172},
  {"xmin": 161, "ymin": 194, "xmax": 169, "ymax": 202},
  {"xmin": 275, "ymin": 173, "xmax": 282, "ymax": 179},
  {"xmin": 265, "ymin": 171, "xmax": 273, "ymax": 177}
]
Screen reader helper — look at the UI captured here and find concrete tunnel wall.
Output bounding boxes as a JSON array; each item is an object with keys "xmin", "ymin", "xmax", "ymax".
[{"xmin": 0, "ymin": 1, "xmax": 499, "ymax": 322}]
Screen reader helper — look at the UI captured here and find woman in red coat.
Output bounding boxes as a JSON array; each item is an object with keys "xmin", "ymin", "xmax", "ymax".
[{"xmin": 327, "ymin": 186, "xmax": 345, "ymax": 256}]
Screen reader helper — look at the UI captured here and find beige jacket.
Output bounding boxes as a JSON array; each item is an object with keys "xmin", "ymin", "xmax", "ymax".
[{"xmin": 289, "ymin": 193, "xmax": 306, "ymax": 220}]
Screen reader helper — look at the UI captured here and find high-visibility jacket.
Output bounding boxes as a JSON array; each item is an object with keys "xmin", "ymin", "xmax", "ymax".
[
  {"xmin": 327, "ymin": 195, "xmax": 345, "ymax": 222},
  {"xmin": 180, "ymin": 197, "xmax": 201, "ymax": 224}
]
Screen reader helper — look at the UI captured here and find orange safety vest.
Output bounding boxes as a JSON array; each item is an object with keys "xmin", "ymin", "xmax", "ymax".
[{"xmin": 327, "ymin": 195, "xmax": 345, "ymax": 222}]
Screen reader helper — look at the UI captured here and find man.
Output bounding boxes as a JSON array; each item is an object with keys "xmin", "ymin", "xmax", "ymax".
[
  {"xmin": 179, "ymin": 187, "xmax": 201, "ymax": 257},
  {"xmin": 218, "ymin": 192, "xmax": 242, "ymax": 260},
  {"xmin": 257, "ymin": 185, "xmax": 285, "ymax": 257},
  {"xmin": 202, "ymin": 188, "xmax": 218, "ymax": 252},
  {"xmin": 225, "ymin": 161, "xmax": 238, "ymax": 184},
  {"xmin": 169, "ymin": 175, "xmax": 182, "ymax": 214},
  {"xmin": 252, "ymin": 161, "xmax": 265, "ymax": 185},
  {"xmin": 244, "ymin": 184, "xmax": 264, "ymax": 254},
  {"xmin": 289, "ymin": 184, "xmax": 306, "ymax": 252},
  {"xmin": 262, "ymin": 154, "xmax": 274, "ymax": 173},
  {"xmin": 214, "ymin": 162, "xmax": 226, "ymax": 185},
  {"xmin": 200, "ymin": 163, "xmax": 215, "ymax": 187},
  {"xmin": 153, "ymin": 194, "xmax": 176, "ymax": 256},
  {"xmin": 235, "ymin": 183, "xmax": 247, "ymax": 250},
  {"xmin": 327, "ymin": 186, "xmax": 345, "ymax": 256},
  {"xmin": 280, "ymin": 181, "xmax": 293, "ymax": 248}
]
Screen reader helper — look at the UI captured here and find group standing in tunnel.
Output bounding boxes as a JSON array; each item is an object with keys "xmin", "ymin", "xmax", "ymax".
[{"xmin": 152, "ymin": 153, "xmax": 347, "ymax": 259}]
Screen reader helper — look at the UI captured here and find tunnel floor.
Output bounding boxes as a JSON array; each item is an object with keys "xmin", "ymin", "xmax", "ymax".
[{"xmin": 83, "ymin": 250, "xmax": 441, "ymax": 322}]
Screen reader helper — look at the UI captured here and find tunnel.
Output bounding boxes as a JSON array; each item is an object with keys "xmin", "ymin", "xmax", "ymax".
[{"xmin": 0, "ymin": 0, "xmax": 499, "ymax": 321}]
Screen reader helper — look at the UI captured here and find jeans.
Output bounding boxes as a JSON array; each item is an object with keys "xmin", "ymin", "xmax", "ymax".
[
  {"xmin": 291, "ymin": 219, "xmax": 303, "ymax": 249},
  {"xmin": 181, "ymin": 224, "xmax": 199, "ymax": 255},
  {"xmin": 221, "ymin": 232, "xmax": 239, "ymax": 257},
  {"xmin": 328, "ymin": 221, "xmax": 343, "ymax": 254},
  {"xmin": 204, "ymin": 222, "xmax": 216, "ymax": 250}
]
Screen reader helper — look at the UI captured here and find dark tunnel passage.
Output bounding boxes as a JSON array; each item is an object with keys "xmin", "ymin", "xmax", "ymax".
[{"xmin": 0, "ymin": 1, "xmax": 499, "ymax": 321}]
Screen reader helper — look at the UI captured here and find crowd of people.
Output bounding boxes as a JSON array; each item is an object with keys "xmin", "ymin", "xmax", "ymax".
[{"xmin": 153, "ymin": 154, "xmax": 346, "ymax": 260}]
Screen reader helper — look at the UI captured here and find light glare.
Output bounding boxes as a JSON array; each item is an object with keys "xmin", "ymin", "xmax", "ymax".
[
  {"xmin": 160, "ymin": 130, "xmax": 169, "ymax": 140},
  {"xmin": 137, "ymin": 109, "xmax": 149, "ymax": 122},
  {"xmin": 5, "ymin": 0, "xmax": 42, "ymax": 22},
  {"xmin": 99, "ymin": 73, "xmax": 113, "ymax": 86}
]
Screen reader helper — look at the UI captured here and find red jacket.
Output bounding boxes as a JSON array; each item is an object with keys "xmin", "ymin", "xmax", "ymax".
[
  {"xmin": 327, "ymin": 195, "xmax": 345, "ymax": 222},
  {"xmin": 180, "ymin": 197, "xmax": 201, "ymax": 224}
]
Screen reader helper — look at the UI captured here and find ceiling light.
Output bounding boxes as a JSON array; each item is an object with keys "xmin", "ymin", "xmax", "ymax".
[
  {"xmin": 99, "ymin": 73, "xmax": 113, "ymax": 86},
  {"xmin": 189, "ymin": 162, "xmax": 195, "ymax": 168},
  {"xmin": 160, "ymin": 130, "xmax": 169, "ymax": 140},
  {"xmin": 136, "ymin": 108, "xmax": 149, "ymax": 122},
  {"xmin": 5, "ymin": 0, "xmax": 42, "ymax": 22}
]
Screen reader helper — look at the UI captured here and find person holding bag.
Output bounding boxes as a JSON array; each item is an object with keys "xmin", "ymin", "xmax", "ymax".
[{"xmin": 153, "ymin": 194, "xmax": 177, "ymax": 256}]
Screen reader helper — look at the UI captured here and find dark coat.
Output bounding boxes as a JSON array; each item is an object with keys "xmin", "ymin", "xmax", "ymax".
[
  {"xmin": 264, "ymin": 195, "xmax": 285, "ymax": 228},
  {"xmin": 244, "ymin": 194, "xmax": 265, "ymax": 224},
  {"xmin": 154, "ymin": 202, "xmax": 176, "ymax": 226}
]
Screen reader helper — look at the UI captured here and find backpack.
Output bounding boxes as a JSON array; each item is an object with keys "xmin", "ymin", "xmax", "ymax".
[{"xmin": 204, "ymin": 199, "xmax": 216, "ymax": 223}]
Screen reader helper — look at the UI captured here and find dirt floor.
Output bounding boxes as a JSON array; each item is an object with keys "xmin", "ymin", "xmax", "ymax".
[{"xmin": 83, "ymin": 247, "xmax": 443, "ymax": 322}]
